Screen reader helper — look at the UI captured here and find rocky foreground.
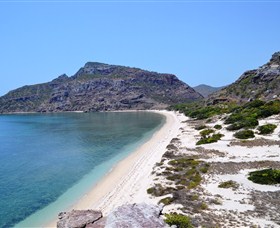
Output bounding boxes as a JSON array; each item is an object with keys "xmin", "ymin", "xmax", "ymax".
[{"xmin": 57, "ymin": 203, "xmax": 167, "ymax": 228}]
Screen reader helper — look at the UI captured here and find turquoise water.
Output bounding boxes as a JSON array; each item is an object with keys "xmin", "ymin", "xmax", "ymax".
[{"xmin": 0, "ymin": 112, "xmax": 164, "ymax": 228}]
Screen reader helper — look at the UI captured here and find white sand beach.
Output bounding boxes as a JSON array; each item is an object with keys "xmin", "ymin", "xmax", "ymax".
[
  {"xmin": 47, "ymin": 110, "xmax": 280, "ymax": 227},
  {"xmin": 46, "ymin": 110, "xmax": 182, "ymax": 227}
]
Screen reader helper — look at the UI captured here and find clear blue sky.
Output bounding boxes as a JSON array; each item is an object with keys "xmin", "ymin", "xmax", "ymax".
[{"xmin": 0, "ymin": 1, "xmax": 279, "ymax": 96}]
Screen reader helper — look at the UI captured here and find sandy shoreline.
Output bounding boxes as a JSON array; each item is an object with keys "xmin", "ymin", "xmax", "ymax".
[
  {"xmin": 42, "ymin": 109, "xmax": 280, "ymax": 227},
  {"xmin": 46, "ymin": 110, "xmax": 181, "ymax": 227}
]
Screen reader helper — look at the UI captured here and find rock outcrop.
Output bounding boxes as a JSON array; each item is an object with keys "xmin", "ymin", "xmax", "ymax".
[
  {"xmin": 57, "ymin": 203, "xmax": 167, "ymax": 228},
  {"xmin": 57, "ymin": 210, "xmax": 103, "ymax": 228},
  {"xmin": 0, "ymin": 62, "xmax": 202, "ymax": 113},
  {"xmin": 208, "ymin": 51, "xmax": 280, "ymax": 104},
  {"xmin": 105, "ymin": 203, "xmax": 167, "ymax": 228}
]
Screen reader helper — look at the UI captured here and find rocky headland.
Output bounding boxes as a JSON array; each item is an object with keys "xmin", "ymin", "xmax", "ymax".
[
  {"xmin": 208, "ymin": 51, "xmax": 280, "ymax": 104},
  {"xmin": 0, "ymin": 63, "xmax": 202, "ymax": 113}
]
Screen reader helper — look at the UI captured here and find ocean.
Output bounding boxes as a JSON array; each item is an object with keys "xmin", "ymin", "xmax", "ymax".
[{"xmin": 0, "ymin": 112, "xmax": 164, "ymax": 228}]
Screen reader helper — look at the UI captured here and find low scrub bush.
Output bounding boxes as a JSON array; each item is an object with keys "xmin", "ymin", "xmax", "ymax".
[
  {"xmin": 218, "ymin": 180, "xmax": 239, "ymax": 189},
  {"xmin": 196, "ymin": 133, "xmax": 224, "ymax": 145},
  {"xmin": 226, "ymin": 117, "xmax": 258, "ymax": 131},
  {"xmin": 200, "ymin": 202, "xmax": 208, "ymax": 210},
  {"xmin": 258, "ymin": 100, "xmax": 280, "ymax": 118},
  {"xmin": 243, "ymin": 99, "xmax": 265, "ymax": 108},
  {"xmin": 159, "ymin": 197, "xmax": 173, "ymax": 205},
  {"xmin": 258, "ymin": 124, "xmax": 277, "ymax": 135},
  {"xmin": 147, "ymin": 184, "xmax": 175, "ymax": 197},
  {"xmin": 234, "ymin": 129, "xmax": 255, "ymax": 139},
  {"xmin": 164, "ymin": 213, "xmax": 193, "ymax": 228},
  {"xmin": 200, "ymin": 128, "xmax": 215, "ymax": 137},
  {"xmin": 248, "ymin": 168, "xmax": 280, "ymax": 185},
  {"xmin": 214, "ymin": 124, "xmax": 222, "ymax": 130}
]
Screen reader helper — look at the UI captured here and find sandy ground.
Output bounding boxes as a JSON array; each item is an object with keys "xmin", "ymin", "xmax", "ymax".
[
  {"xmin": 147, "ymin": 112, "xmax": 280, "ymax": 227},
  {"xmin": 46, "ymin": 110, "xmax": 181, "ymax": 227}
]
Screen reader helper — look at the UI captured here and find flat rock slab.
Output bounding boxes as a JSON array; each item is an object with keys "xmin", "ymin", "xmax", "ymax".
[
  {"xmin": 105, "ymin": 203, "xmax": 167, "ymax": 228},
  {"xmin": 57, "ymin": 203, "xmax": 167, "ymax": 228},
  {"xmin": 57, "ymin": 209, "xmax": 102, "ymax": 228}
]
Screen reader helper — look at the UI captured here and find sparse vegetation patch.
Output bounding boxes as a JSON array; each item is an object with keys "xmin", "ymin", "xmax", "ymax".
[{"xmin": 218, "ymin": 180, "xmax": 239, "ymax": 189}]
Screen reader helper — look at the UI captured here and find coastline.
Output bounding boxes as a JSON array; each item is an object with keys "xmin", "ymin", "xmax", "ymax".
[{"xmin": 46, "ymin": 110, "xmax": 181, "ymax": 227}]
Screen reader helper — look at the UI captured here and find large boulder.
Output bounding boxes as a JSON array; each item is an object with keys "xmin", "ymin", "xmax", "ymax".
[
  {"xmin": 104, "ymin": 203, "xmax": 167, "ymax": 228},
  {"xmin": 57, "ymin": 203, "xmax": 168, "ymax": 228},
  {"xmin": 57, "ymin": 210, "xmax": 102, "ymax": 228}
]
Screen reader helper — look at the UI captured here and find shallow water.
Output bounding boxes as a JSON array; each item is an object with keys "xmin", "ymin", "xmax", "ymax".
[{"xmin": 0, "ymin": 112, "xmax": 164, "ymax": 228}]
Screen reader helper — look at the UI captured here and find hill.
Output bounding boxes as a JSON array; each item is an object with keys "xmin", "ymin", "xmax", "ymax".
[
  {"xmin": 208, "ymin": 52, "xmax": 280, "ymax": 104},
  {"xmin": 193, "ymin": 84, "xmax": 224, "ymax": 98},
  {"xmin": 0, "ymin": 62, "xmax": 202, "ymax": 113}
]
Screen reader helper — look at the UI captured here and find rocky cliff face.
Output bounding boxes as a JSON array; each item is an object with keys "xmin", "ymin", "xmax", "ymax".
[
  {"xmin": 208, "ymin": 52, "xmax": 280, "ymax": 104},
  {"xmin": 0, "ymin": 63, "xmax": 202, "ymax": 113}
]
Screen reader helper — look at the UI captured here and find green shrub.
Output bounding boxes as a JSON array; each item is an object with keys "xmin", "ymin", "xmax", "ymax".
[
  {"xmin": 146, "ymin": 184, "xmax": 174, "ymax": 197},
  {"xmin": 244, "ymin": 99, "xmax": 265, "ymax": 108},
  {"xmin": 159, "ymin": 197, "xmax": 173, "ymax": 205},
  {"xmin": 200, "ymin": 202, "xmax": 208, "ymax": 210},
  {"xmin": 211, "ymin": 133, "xmax": 224, "ymax": 141},
  {"xmin": 196, "ymin": 133, "xmax": 224, "ymax": 145},
  {"xmin": 168, "ymin": 158, "xmax": 199, "ymax": 167},
  {"xmin": 257, "ymin": 100, "xmax": 280, "ymax": 118},
  {"xmin": 185, "ymin": 168, "xmax": 196, "ymax": 177},
  {"xmin": 258, "ymin": 124, "xmax": 277, "ymax": 135},
  {"xmin": 147, "ymin": 187, "xmax": 155, "ymax": 195},
  {"xmin": 164, "ymin": 213, "xmax": 193, "ymax": 228},
  {"xmin": 191, "ymin": 194, "xmax": 199, "ymax": 201},
  {"xmin": 226, "ymin": 122, "xmax": 244, "ymax": 131},
  {"xmin": 242, "ymin": 117, "xmax": 259, "ymax": 128},
  {"xmin": 200, "ymin": 128, "xmax": 215, "ymax": 137},
  {"xmin": 199, "ymin": 166, "xmax": 209, "ymax": 173},
  {"xmin": 188, "ymin": 180, "xmax": 200, "ymax": 189},
  {"xmin": 214, "ymin": 124, "xmax": 222, "ymax": 130},
  {"xmin": 218, "ymin": 180, "xmax": 239, "ymax": 189},
  {"xmin": 234, "ymin": 129, "xmax": 255, "ymax": 139},
  {"xmin": 170, "ymin": 100, "xmax": 280, "ymax": 124},
  {"xmin": 248, "ymin": 168, "xmax": 280, "ymax": 185},
  {"xmin": 226, "ymin": 117, "xmax": 259, "ymax": 131},
  {"xmin": 225, "ymin": 113, "xmax": 244, "ymax": 124}
]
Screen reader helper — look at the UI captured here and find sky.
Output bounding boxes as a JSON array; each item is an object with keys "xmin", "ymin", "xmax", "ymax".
[{"xmin": 0, "ymin": 0, "xmax": 279, "ymax": 96}]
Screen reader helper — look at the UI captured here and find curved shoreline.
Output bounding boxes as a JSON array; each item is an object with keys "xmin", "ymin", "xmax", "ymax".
[{"xmin": 45, "ymin": 110, "xmax": 180, "ymax": 227}]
